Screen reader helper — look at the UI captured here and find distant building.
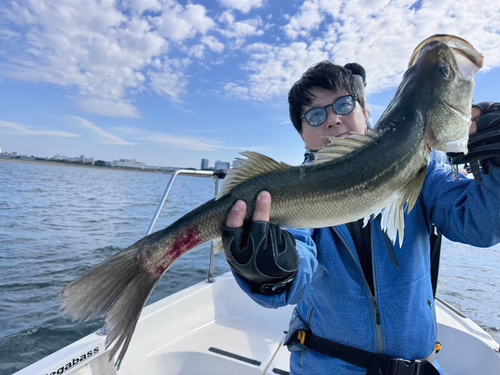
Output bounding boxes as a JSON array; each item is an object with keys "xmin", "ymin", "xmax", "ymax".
[
  {"xmin": 111, "ymin": 158, "xmax": 146, "ymax": 169},
  {"xmin": 160, "ymin": 166, "xmax": 177, "ymax": 173},
  {"xmin": 232, "ymin": 159, "xmax": 245, "ymax": 169},
  {"xmin": 74, "ymin": 155, "xmax": 95, "ymax": 165},
  {"xmin": 214, "ymin": 160, "xmax": 230, "ymax": 170},
  {"xmin": 53, "ymin": 154, "xmax": 94, "ymax": 164},
  {"xmin": 201, "ymin": 158, "xmax": 209, "ymax": 170}
]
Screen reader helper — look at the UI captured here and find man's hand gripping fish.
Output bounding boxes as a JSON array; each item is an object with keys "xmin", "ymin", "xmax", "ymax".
[{"xmin": 60, "ymin": 34, "xmax": 483, "ymax": 368}]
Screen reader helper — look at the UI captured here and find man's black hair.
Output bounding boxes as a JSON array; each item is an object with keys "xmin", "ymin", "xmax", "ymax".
[
  {"xmin": 288, "ymin": 61, "xmax": 366, "ymax": 134},
  {"xmin": 344, "ymin": 62, "xmax": 366, "ymax": 84}
]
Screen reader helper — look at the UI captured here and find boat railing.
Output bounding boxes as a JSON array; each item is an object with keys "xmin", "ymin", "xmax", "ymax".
[
  {"xmin": 145, "ymin": 168, "xmax": 227, "ymax": 283},
  {"xmin": 97, "ymin": 168, "xmax": 226, "ymax": 337}
]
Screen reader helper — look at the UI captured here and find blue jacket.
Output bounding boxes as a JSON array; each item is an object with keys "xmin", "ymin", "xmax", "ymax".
[{"xmin": 233, "ymin": 161, "xmax": 500, "ymax": 374}]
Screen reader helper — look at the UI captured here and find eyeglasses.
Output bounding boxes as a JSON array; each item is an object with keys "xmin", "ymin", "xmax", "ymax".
[{"xmin": 301, "ymin": 95, "xmax": 357, "ymax": 127}]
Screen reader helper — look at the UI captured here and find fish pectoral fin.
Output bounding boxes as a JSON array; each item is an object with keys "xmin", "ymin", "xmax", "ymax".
[
  {"xmin": 213, "ymin": 238, "xmax": 224, "ymax": 253},
  {"xmin": 400, "ymin": 166, "xmax": 427, "ymax": 213},
  {"xmin": 380, "ymin": 197, "xmax": 405, "ymax": 246},
  {"xmin": 217, "ymin": 151, "xmax": 292, "ymax": 199},
  {"xmin": 310, "ymin": 129, "xmax": 381, "ymax": 164},
  {"xmin": 381, "ymin": 166, "xmax": 427, "ymax": 245}
]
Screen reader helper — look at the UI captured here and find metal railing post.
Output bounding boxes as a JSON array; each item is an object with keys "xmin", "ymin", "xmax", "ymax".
[
  {"xmin": 146, "ymin": 169, "xmax": 215, "ymax": 235},
  {"xmin": 97, "ymin": 169, "xmax": 224, "ymax": 337},
  {"xmin": 207, "ymin": 175, "xmax": 221, "ymax": 283},
  {"xmin": 144, "ymin": 169, "xmax": 226, "ymax": 283}
]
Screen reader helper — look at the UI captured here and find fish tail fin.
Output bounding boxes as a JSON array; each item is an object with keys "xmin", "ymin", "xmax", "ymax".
[
  {"xmin": 60, "ymin": 198, "xmax": 227, "ymax": 367},
  {"xmin": 60, "ymin": 242, "xmax": 161, "ymax": 369}
]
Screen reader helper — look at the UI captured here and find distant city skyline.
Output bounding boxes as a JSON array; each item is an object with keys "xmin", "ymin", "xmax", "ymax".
[{"xmin": 1, "ymin": 149, "xmax": 232, "ymax": 171}]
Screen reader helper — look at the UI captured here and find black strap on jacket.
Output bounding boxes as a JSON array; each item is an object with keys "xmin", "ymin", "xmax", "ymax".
[
  {"xmin": 429, "ymin": 226, "xmax": 442, "ymax": 299},
  {"xmin": 346, "ymin": 219, "xmax": 374, "ymax": 294},
  {"xmin": 299, "ymin": 329, "xmax": 440, "ymax": 375}
]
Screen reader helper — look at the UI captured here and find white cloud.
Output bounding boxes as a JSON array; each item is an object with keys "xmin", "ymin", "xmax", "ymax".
[
  {"xmin": 116, "ymin": 126, "xmax": 265, "ymax": 152},
  {"xmin": 223, "ymin": 82, "xmax": 250, "ymax": 100},
  {"xmin": 70, "ymin": 116, "xmax": 137, "ymax": 145},
  {"xmin": 184, "ymin": 44, "xmax": 206, "ymax": 58},
  {"xmin": 148, "ymin": 58, "xmax": 191, "ymax": 102},
  {"xmin": 117, "ymin": 126, "xmax": 225, "ymax": 151},
  {"xmin": 2, "ymin": 0, "xmax": 500, "ymax": 117},
  {"xmin": 225, "ymin": 40, "xmax": 329, "ymax": 100},
  {"xmin": 0, "ymin": 120, "xmax": 80, "ymax": 137},
  {"xmin": 202, "ymin": 35, "xmax": 225, "ymax": 53},
  {"xmin": 150, "ymin": 2, "xmax": 215, "ymax": 41},
  {"xmin": 140, "ymin": 133, "xmax": 224, "ymax": 151},
  {"xmin": 1, "ymin": 1, "xmax": 38, "ymax": 25},
  {"xmin": 0, "ymin": 0, "xmax": 212, "ymax": 118},
  {"xmin": 124, "ymin": 0, "xmax": 162, "ymax": 15},
  {"xmin": 0, "ymin": 29, "xmax": 21, "ymax": 39},
  {"xmin": 0, "ymin": 1, "xmax": 165, "ymax": 117},
  {"xmin": 218, "ymin": 11, "xmax": 264, "ymax": 45},
  {"xmin": 225, "ymin": 0, "xmax": 500, "ymax": 101},
  {"xmin": 318, "ymin": 0, "xmax": 500, "ymax": 94},
  {"xmin": 77, "ymin": 98, "xmax": 141, "ymax": 118},
  {"xmin": 217, "ymin": 0, "xmax": 264, "ymax": 14},
  {"xmin": 283, "ymin": 0, "xmax": 326, "ymax": 39}
]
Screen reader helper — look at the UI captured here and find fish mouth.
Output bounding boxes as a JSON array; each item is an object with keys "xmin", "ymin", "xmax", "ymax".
[
  {"xmin": 408, "ymin": 34, "xmax": 484, "ymax": 78},
  {"xmin": 443, "ymin": 101, "xmax": 470, "ymax": 122}
]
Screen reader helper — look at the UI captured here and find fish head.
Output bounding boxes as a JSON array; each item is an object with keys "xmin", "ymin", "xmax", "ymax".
[{"xmin": 408, "ymin": 34, "xmax": 484, "ymax": 153}]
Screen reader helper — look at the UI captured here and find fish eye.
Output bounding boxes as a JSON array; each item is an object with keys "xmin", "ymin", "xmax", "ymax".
[{"xmin": 439, "ymin": 63, "xmax": 453, "ymax": 80}]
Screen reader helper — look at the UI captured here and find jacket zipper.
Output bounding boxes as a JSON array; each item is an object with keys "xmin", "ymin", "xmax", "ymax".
[
  {"xmin": 333, "ymin": 225, "xmax": 384, "ymax": 354},
  {"xmin": 370, "ymin": 227, "xmax": 384, "ymax": 354}
]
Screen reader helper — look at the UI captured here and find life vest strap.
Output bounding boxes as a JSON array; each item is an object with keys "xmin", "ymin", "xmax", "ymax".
[{"xmin": 295, "ymin": 329, "xmax": 440, "ymax": 375}]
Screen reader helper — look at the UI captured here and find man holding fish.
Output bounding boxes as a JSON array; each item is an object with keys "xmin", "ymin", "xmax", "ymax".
[
  {"xmin": 60, "ymin": 34, "xmax": 500, "ymax": 373},
  {"xmin": 223, "ymin": 37, "xmax": 500, "ymax": 374}
]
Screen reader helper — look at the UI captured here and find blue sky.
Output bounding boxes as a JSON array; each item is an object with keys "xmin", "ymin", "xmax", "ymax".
[{"xmin": 1, "ymin": 0, "xmax": 499, "ymax": 168}]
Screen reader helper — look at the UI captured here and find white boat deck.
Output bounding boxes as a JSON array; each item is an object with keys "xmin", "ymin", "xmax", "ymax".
[
  {"xmin": 119, "ymin": 273, "xmax": 293, "ymax": 375},
  {"xmin": 14, "ymin": 272, "xmax": 500, "ymax": 375}
]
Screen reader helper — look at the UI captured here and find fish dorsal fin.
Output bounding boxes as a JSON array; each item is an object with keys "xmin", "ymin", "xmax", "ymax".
[
  {"xmin": 310, "ymin": 129, "xmax": 381, "ymax": 164},
  {"xmin": 371, "ymin": 165, "xmax": 428, "ymax": 245},
  {"xmin": 217, "ymin": 151, "xmax": 291, "ymax": 199}
]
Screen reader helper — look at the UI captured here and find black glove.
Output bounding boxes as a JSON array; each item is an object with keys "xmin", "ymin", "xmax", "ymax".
[
  {"xmin": 448, "ymin": 102, "xmax": 500, "ymax": 182},
  {"xmin": 222, "ymin": 221, "xmax": 299, "ymax": 294}
]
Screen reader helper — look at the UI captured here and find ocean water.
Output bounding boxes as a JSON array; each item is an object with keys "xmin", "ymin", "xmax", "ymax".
[{"xmin": 1, "ymin": 161, "xmax": 499, "ymax": 374}]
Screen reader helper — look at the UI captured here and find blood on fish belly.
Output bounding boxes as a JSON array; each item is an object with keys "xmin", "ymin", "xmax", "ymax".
[{"xmin": 152, "ymin": 227, "xmax": 203, "ymax": 276}]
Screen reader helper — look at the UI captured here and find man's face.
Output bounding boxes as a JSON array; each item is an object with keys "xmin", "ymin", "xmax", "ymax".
[{"xmin": 300, "ymin": 87, "xmax": 367, "ymax": 151}]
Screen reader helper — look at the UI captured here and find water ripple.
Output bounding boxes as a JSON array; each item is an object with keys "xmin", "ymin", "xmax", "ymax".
[{"xmin": 0, "ymin": 161, "xmax": 228, "ymax": 374}]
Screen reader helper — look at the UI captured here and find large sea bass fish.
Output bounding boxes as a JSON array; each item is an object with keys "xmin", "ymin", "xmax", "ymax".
[{"xmin": 61, "ymin": 34, "xmax": 483, "ymax": 367}]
